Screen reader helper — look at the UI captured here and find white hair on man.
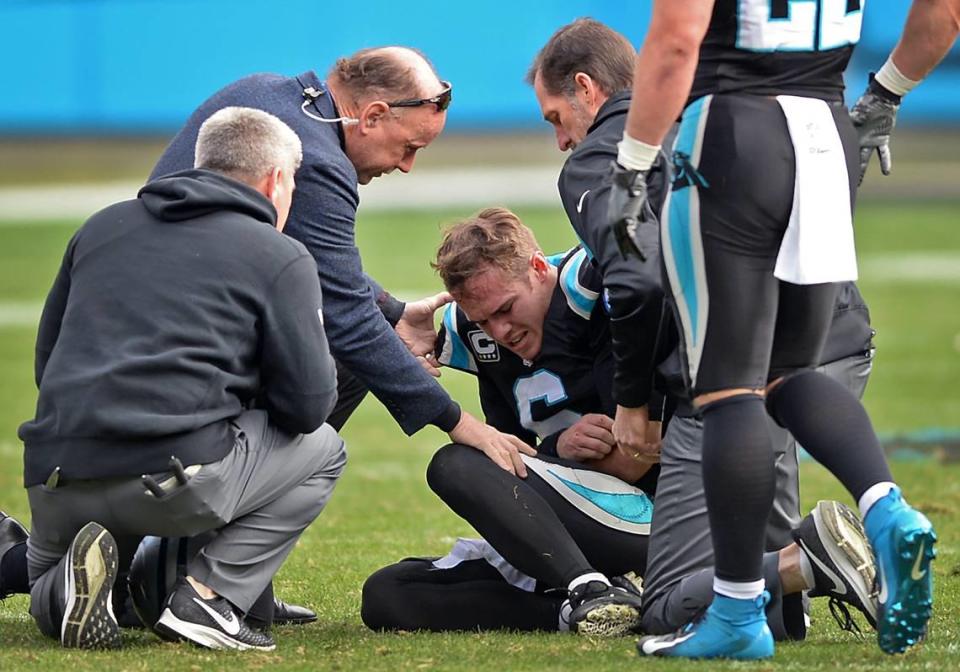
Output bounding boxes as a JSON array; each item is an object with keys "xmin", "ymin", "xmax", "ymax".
[{"xmin": 194, "ymin": 106, "xmax": 303, "ymax": 186}]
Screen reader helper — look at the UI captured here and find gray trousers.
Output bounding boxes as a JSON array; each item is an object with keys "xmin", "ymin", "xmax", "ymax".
[
  {"xmin": 640, "ymin": 351, "xmax": 873, "ymax": 638},
  {"xmin": 27, "ymin": 410, "xmax": 346, "ymax": 639}
]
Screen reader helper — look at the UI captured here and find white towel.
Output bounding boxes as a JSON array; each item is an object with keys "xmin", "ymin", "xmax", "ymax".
[
  {"xmin": 432, "ymin": 537, "xmax": 537, "ymax": 592},
  {"xmin": 774, "ymin": 95, "xmax": 858, "ymax": 284}
]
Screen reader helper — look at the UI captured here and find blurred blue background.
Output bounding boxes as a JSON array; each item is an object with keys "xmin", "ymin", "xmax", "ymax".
[{"xmin": 1, "ymin": 0, "xmax": 958, "ymax": 133}]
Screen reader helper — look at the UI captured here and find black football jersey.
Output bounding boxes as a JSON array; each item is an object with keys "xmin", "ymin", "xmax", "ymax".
[
  {"xmin": 691, "ymin": 0, "xmax": 864, "ymax": 103},
  {"xmin": 436, "ymin": 247, "xmax": 614, "ymax": 454}
]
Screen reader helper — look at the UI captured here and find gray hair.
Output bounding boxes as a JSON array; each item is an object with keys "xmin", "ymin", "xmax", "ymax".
[{"xmin": 194, "ymin": 107, "xmax": 303, "ymax": 184}]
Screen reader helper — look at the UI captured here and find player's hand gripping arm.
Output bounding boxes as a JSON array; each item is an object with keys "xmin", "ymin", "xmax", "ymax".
[
  {"xmin": 608, "ymin": 0, "xmax": 714, "ymax": 251},
  {"xmin": 851, "ymin": 0, "xmax": 960, "ymax": 183},
  {"xmin": 556, "ymin": 414, "xmax": 617, "ymax": 461}
]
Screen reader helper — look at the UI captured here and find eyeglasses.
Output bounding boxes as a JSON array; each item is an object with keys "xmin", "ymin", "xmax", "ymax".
[{"xmin": 387, "ymin": 81, "xmax": 452, "ymax": 112}]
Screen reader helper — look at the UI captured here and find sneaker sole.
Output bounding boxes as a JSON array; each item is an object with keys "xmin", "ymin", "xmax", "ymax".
[
  {"xmin": 575, "ymin": 603, "xmax": 641, "ymax": 638},
  {"xmin": 61, "ymin": 522, "xmax": 121, "ymax": 649},
  {"xmin": 814, "ymin": 501, "xmax": 878, "ymax": 627},
  {"xmin": 156, "ymin": 609, "xmax": 276, "ymax": 651},
  {"xmin": 878, "ymin": 521, "xmax": 936, "ymax": 654}
]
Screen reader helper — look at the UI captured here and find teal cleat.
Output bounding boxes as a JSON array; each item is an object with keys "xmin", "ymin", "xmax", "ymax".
[
  {"xmin": 637, "ymin": 592, "xmax": 774, "ymax": 660},
  {"xmin": 864, "ymin": 486, "xmax": 937, "ymax": 654}
]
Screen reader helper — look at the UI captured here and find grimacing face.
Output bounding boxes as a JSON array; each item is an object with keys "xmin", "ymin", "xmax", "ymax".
[
  {"xmin": 454, "ymin": 259, "xmax": 554, "ymax": 361},
  {"xmin": 349, "ymin": 105, "xmax": 446, "ymax": 184},
  {"xmin": 533, "ymin": 71, "xmax": 595, "ymax": 152}
]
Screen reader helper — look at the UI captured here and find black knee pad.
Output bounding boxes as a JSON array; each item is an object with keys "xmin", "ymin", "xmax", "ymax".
[
  {"xmin": 765, "ymin": 369, "xmax": 818, "ymax": 427},
  {"xmin": 360, "ymin": 564, "xmax": 401, "ymax": 631},
  {"xmin": 360, "ymin": 560, "xmax": 432, "ymax": 631},
  {"xmin": 425, "ymin": 442, "xmax": 474, "ymax": 498}
]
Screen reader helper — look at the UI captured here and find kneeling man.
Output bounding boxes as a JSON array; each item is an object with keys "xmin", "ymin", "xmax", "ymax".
[{"xmin": 19, "ymin": 107, "xmax": 345, "ymax": 651}]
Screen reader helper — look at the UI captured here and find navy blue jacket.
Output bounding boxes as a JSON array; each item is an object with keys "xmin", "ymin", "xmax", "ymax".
[{"xmin": 151, "ymin": 71, "xmax": 460, "ymax": 434}]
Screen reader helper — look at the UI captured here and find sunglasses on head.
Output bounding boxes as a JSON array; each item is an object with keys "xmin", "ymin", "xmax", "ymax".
[{"xmin": 387, "ymin": 81, "xmax": 452, "ymax": 112}]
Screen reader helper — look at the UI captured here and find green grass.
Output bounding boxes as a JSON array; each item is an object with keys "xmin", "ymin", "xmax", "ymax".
[{"xmin": 1, "ymin": 201, "xmax": 959, "ymax": 669}]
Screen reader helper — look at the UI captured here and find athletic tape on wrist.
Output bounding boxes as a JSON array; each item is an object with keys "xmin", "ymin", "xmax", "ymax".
[
  {"xmin": 617, "ymin": 132, "xmax": 660, "ymax": 172},
  {"xmin": 875, "ymin": 57, "xmax": 920, "ymax": 97}
]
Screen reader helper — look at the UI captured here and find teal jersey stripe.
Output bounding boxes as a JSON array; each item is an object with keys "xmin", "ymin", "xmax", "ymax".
[
  {"xmin": 560, "ymin": 248, "xmax": 599, "ymax": 320},
  {"xmin": 441, "ymin": 304, "xmax": 473, "ymax": 371},
  {"xmin": 548, "ymin": 469, "xmax": 654, "ymax": 525},
  {"xmin": 667, "ymin": 96, "xmax": 709, "ymax": 346}
]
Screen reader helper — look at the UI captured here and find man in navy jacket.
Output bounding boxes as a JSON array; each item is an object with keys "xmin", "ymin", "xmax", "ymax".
[{"xmin": 151, "ymin": 46, "xmax": 532, "ymax": 475}]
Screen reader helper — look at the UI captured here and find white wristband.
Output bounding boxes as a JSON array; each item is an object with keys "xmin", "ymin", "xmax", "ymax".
[
  {"xmin": 875, "ymin": 56, "xmax": 920, "ymax": 97},
  {"xmin": 617, "ymin": 132, "xmax": 661, "ymax": 172}
]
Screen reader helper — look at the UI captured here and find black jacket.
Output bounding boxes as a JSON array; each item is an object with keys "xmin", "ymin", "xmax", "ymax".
[
  {"xmin": 19, "ymin": 170, "xmax": 337, "ymax": 487},
  {"xmin": 558, "ymin": 91, "xmax": 670, "ymax": 409}
]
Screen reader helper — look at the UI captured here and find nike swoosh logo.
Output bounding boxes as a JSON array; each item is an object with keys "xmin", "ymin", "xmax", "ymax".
[
  {"xmin": 642, "ymin": 631, "xmax": 695, "ymax": 654},
  {"xmin": 798, "ymin": 539, "xmax": 846, "ymax": 596},
  {"xmin": 546, "ymin": 469, "xmax": 653, "ymax": 524},
  {"xmin": 911, "ymin": 541, "xmax": 927, "ymax": 581},
  {"xmin": 576, "ymin": 189, "xmax": 590, "ymax": 214},
  {"xmin": 193, "ymin": 597, "xmax": 240, "ymax": 635}
]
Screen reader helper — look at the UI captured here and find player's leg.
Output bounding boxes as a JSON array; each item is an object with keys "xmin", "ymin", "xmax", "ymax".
[
  {"xmin": 427, "ymin": 443, "xmax": 594, "ymax": 588},
  {"xmin": 767, "ymin": 282, "xmax": 936, "ymax": 654},
  {"xmin": 426, "ymin": 443, "xmax": 646, "ymax": 636},
  {"xmin": 639, "ymin": 413, "xmax": 806, "ymax": 641},
  {"xmin": 361, "ymin": 557, "xmax": 565, "ymax": 632},
  {"xmin": 640, "ymin": 93, "xmax": 796, "ymax": 659},
  {"xmin": 767, "ymin": 421, "xmax": 802, "ymax": 550}
]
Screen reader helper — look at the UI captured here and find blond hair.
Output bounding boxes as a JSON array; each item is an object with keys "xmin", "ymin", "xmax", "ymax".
[{"xmin": 433, "ymin": 208, "xmax": 540, "ymax": 294}]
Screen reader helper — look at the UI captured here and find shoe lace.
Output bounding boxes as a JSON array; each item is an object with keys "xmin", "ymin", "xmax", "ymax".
[{"xmin": 828, "ymin": 597, "xmax": 864, "ymax": 639}]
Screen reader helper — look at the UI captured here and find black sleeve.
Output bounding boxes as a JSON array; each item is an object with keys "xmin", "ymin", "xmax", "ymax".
[
  {"xmin": 260, "ymin": 254, "xmax": 339, "ymax": 434},
  {"xmin": 34, "ymin": 233, "xmax": 78, "ymax": 386},
  {"xmin": 559, "ymin": 148, "xmax": 666, "ymax": 408}
]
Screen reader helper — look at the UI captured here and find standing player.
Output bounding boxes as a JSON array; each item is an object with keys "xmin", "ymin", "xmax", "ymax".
[
  {"xmin": 526, "ymin": 18, "xmax": 877, "ymax": 640},
  {"xmin": 608, "ymin": 0, "xmax": 957, "ymax": 659}
]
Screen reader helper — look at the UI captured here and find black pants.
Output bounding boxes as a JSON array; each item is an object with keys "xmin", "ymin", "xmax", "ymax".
[{"xmin": 362, "ymin": 444, "xmax": 652, "ymax": 631}]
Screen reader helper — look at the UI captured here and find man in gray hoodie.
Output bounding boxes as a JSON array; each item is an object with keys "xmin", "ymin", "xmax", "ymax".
[{"xmin": 19, "ymin": 107, "xmax": 343, "ymax": 652}]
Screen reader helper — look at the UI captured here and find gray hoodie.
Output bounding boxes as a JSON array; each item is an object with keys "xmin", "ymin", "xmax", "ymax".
[{"xmin": 20, "ymin": 169, "xmax": 337, "ymax": 487}]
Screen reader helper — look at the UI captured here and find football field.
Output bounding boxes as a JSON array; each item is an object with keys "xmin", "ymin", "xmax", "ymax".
[{"xmin": 0, "ymin": 200, "xmax": 958, "ymax": 670}]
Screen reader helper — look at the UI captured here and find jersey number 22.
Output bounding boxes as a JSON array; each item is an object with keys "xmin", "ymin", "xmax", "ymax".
[{"xmin": 737, "ymin": 0, "xmax": 863, "ymax": 52}]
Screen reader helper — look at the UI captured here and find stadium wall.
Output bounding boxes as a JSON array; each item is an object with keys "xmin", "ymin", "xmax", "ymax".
[{"xmin": 1, "ymin": 0, "xmax": 958, "ymax": 133}]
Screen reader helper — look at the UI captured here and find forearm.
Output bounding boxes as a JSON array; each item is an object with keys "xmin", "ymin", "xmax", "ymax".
[
  {"xmin": 624, "ymin": 19, "xmax": 705, "ymax": 145},
  {"xmin": 890, "ymin": 0, "xmax": 960, "ymax": 81}
]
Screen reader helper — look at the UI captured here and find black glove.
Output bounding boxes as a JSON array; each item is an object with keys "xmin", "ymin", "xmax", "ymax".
[
  {"xmin": 849, "ymin": 74, "xmax": 902, "ymax": 185},
  {"xmin": 608, "ymin": 162, "xmax": 655, "ymax": 260}
]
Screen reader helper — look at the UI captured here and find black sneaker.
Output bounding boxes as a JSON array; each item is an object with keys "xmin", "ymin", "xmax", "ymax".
[
  {"xmin": 793, "ymin": 500, "xmax": 878, "ymax": 633},
  {"xmin": 156, "ymin": 578, "xmax": 276, "ymax": 651},
  {"xmin": 568, "ymin": 579, "xmax": 645, "ymax": 638},
  {"xmin": 1, "ymin": 511, "xmax": 29, "ymax": 599},
  {"xmin": 61, "ymin": 522, "xmax": 121, "ymax": 649}
]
